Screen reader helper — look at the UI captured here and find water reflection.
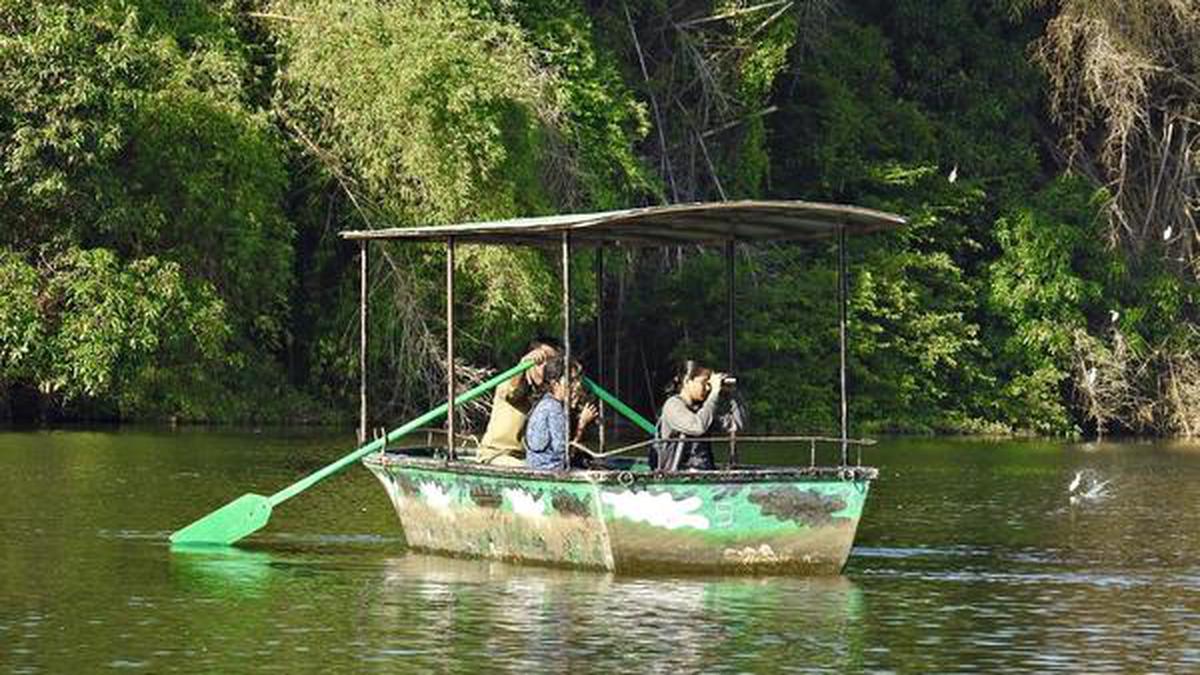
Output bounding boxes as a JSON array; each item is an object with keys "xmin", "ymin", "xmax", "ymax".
[
  {"xmin": 8, "ymin": 430, "xmax": 1200, "ymax": 672},
  {"xmin": 361, "ymin": 554, "xmax": 866, "ymax": 672},
  {"xmin": 169, "ymin": 544, "xmax": 278, "ymax": 596}
]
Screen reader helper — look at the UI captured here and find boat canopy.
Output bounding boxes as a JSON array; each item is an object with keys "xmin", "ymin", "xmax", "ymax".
[
  {"xmin": 342, "ymin": 198, "xmax": 906, "ymax": 465},
  {"xmin": 339, "ymin": 200, "xmax": 905, "ymax": 246}
]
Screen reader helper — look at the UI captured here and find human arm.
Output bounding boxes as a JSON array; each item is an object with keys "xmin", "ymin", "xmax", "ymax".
[
  {"xmin": 507, "ymin": 347, "xmax": 549, "ymax": 391},
  {"xmin": 660, "ymin": 390, "xmax": 719, "ymax": 437},
  {"xmin": 551, "ymin": 401, "xmax": 568, "ymax": 452},
  {"xmin": 720, "ymin": 391, "xmax": 748, "ymax": 432}
]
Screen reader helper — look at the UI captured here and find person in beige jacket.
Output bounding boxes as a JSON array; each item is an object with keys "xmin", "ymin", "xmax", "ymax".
[{"xmin": 477, "ymin": 337, "xmax": 560, "ymax": 466}]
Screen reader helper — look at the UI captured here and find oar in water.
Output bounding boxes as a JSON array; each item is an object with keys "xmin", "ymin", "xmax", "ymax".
[{"xmin": 169, "ymin": 361, "xmax": 535, "ymax": 546}]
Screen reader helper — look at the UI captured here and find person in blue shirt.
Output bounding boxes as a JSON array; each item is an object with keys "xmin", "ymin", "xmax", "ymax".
[{"xmin": 524, "ymin": 357, "xmax": 598, "ymax": 471}]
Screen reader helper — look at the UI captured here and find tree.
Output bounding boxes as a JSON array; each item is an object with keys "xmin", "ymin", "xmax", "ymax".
[{"xmin": 0, "ymin": 0, "xmax": 296, "ymax": 420}]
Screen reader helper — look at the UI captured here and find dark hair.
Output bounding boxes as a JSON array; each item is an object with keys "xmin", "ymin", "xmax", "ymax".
[
  {"xmin": 542, "ymin": 356, "xmax": 566, "ymax": 383},
  {"xmin": 538, "ymin": 357, "xmax": 591, "ymax": 404},
  {"xmin": 529, "ymin": 335, "xmax": 562, "ymax": 352},
  {"xmin": 533, "ymin": 356, "xmax": 567, "ymax": 398},
  {"xmin": 669, "ymin": 360, "xmax": 712, "ymax": 393}
]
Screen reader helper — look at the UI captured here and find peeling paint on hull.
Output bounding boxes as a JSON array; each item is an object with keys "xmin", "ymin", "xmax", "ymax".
[{"xmin": 364, "ymin": 452, "xmax": 874, "ymax": 575}]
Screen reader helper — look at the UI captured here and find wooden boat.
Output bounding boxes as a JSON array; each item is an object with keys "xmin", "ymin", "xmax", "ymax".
[
  {"xmin": 341, "ymin": 200, "xmax": 904, "ymax": 574},
  {"xmin": 364, "ymin": 451, "xmax": 874, "ymax": 574}
]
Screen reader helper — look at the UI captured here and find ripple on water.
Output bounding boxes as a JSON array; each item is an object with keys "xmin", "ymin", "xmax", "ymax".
[{"xmin": 10, "ymin": 431, "xmax": 1200, "ymax": 673}]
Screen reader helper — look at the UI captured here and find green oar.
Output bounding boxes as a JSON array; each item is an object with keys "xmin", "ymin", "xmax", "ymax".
[
  {"xmin": 583, "ymin": 376, "xmax": 656, "ymax": 435},
  {"xmin": 169, "ymin": 361, "xmax": 535, "ymax": 546}
]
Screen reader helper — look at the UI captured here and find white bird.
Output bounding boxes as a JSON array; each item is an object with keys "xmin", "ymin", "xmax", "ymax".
[
  {"xmin": 1164, "ymin": 226, "xmax": 1173, "ymax": 241},
  {"xmin": 1110, "ymin": 309, "xmax": 1120, "ymax": 323},
  {"xmin": 948, "ymin": 165, "xmax": 958, "ymax": 183},
  {"xmin": 1086, "ymin": 367, "xmax": 1097, "ymax": 387},
  {"xmin": 1083, "ymin": 479, "xmax": 1111, "ymax": 500},
  {"xmin": 1068, "ymin": 471, "xmax": 1111, "ymax": 505}
]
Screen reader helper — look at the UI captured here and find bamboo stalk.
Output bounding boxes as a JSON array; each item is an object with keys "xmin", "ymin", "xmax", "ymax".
[{"xmin": 624, "ymin": 2, "xmax": 677, "ymax": 203}]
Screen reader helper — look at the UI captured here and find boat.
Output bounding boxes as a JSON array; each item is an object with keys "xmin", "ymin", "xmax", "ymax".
[{"xmin": 339, "ymin": 200, "xmax": 905, "ymax": 574}]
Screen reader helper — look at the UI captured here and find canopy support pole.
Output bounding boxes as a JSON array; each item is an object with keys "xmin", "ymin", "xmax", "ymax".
[
  {"xmin": 359, "ymin": 241, "xmax": 368, "ymax": 445},
  {"xmin": 562, "ymin": 232, "xmax": 573, "ymax": 470},
  {"xmin": 726, "ymin": 239, "xmax": 738, "ymax": 468},
  {"xmin": 446, "ymin": 236, "xmax": 457, "ymax": 462},
  {"xmin": 596, "ymin": 246, "xmax": 606, "ymax": 454},
  {"xmin": 838, "ymin": 225, "xmax": 849, "ymax": 465}
]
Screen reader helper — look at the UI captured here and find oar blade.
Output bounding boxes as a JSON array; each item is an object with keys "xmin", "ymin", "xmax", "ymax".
[
  {"xmin": 167, "ymin": 362, "xmax": 536, "ymax": 548},
  {"xmin": 169, "ymin": 494, "xmax": 273, "ymax": 545}
]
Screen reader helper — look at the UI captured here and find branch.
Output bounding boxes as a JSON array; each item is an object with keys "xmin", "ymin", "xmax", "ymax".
[
  {"xmin": 624, "ymin": 2, "xmax": 677, "ymax": 203},
  {"xmin": 245, "ymin": 11, "xmax": 305, "ymax": 23},
  {"xmin": 676, "ymin": 0, "xmax": 791, "ymax": 28},
  {"xmin": 279, "ymin": 111, "xmax": 379, "ymax": 229},
  {"xmin": 701, "ymin": 106, "xmax": 779, "ymax": 138}
]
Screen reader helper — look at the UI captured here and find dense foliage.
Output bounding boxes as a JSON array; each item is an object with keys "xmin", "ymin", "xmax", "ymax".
[{"xmin": 3, "ymin": 0, "xmax": 1200, "ymax": 438}]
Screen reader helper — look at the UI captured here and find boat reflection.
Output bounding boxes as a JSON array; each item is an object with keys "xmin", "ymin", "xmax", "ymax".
[{"xmin": 363, "ymin": 554, "xmax": 867, "ymax": 670}]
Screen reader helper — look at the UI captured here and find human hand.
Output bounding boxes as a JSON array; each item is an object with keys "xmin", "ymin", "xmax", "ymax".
[
  {"xmin": 708, "ymin": 372, "xmax": 725, "ymax": 396},
  {"xmin": 522, "ymin": 347, "xmax": 549, "ymax": 364},
  {"xmin": 577, "ymin": 402, "xmax": 599, "ymax": 430}
]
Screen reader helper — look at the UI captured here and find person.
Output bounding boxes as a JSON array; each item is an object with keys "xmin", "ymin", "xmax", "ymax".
[
  {"xmin": 652, "ymin": 360, "xmax": 745, "ymax": 471},
  {"xmin": 477, "ymin": 337, "xmax": 560, "ymax": 466},
  {"xmin": 524, "ymin": 357, "xmax": 599, "ymax": 471}
]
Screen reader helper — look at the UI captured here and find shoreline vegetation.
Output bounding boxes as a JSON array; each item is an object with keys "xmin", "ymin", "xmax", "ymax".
[{"xmin": 4, "ymin": 1, "xmax": 1200, "ymax": 439}]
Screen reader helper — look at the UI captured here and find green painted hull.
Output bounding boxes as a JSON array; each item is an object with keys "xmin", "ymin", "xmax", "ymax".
[{"xmin": 363, "ymin": 451, "xmax": 875, "ymax": 574}]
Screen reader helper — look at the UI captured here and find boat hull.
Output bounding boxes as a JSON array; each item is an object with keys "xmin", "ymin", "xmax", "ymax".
[{"xmin": 364, "ymin": 452, "xmax": 875, "ymax": 574}]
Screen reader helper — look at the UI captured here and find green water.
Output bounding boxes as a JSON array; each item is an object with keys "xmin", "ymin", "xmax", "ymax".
[{"xmin": 2, "ymin": 429, "xmax": 1199, "ymax": 672}]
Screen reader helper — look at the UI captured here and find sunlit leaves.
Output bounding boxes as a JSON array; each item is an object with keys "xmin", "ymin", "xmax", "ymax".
[
  {"xmin": 0, "ymin": 251, "xmax": 46, "ymax": 383},
  {"xmin": 0, "ymin": 0, "xmax": 292, "ymax": 419},
  {"xmin": 0, "ymin": 247, "xmax": 230, "ymax": 406},
  {"xmin": 273, "ymin": 0, "xmax": 554, "ymax": 224}
]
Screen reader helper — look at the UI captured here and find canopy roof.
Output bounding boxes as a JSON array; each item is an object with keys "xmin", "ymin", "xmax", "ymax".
[{"xmin": 339, "ymin": 200, "xmax": 905, "ymax": 247}]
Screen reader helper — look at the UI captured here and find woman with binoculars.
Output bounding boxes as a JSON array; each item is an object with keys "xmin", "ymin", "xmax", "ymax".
[{"xmin": 651, "ymin": 360, "xmax": 745, "ymax": 471}]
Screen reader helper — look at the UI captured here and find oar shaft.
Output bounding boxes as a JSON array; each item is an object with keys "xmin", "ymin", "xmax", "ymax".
[
  {"xmin": 269, "ymin": 361, "xmax": 534, "ymax": 506},
  {"xmin": 583, "ymin": 376, "xmax": 656, "ymax": 435}
]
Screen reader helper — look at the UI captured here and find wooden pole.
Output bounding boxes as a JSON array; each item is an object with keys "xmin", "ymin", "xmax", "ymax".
[
  {"xmin": 838, "ymin": 226, "xmax": 849, "ymax": 465},
  {"xmin": 613, "ymin": 252, "xmax": 625, "ymax": 433},
  {"xmin": 359, "ymin": 242, "xmax": 367, "ymax": 445},
  {"xmin": 726, "ymin": 240, "xmax": 736, "ymax": 372},
  {"xmin": 446, "ymin": 237, "xmax": 457, "ymax": 462},
  {"xmin": 562, "ymin": 232, "xmax": 572, "ymax": 470},
  {"xmin": 726, "ymin": 239, "xmax": 737, "ymax": 468},
  {"xmin": 596, "ymin": 246, "xmax": 606, "ymax": 453}
]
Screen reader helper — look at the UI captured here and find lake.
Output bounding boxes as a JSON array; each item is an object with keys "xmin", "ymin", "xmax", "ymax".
[{"xmin": 2, "ymin": 429, "xmax": 1198, "ymax": 672}]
